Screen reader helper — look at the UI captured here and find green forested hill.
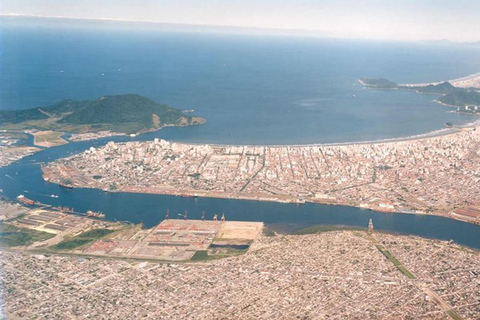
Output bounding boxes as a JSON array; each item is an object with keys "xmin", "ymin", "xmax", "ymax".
[
  {"xmin": 400, "ymin": 81, "xmax": 458, "ymax": 95},
  {"xmin": 437, "ymin": 90, "xmax": 480, "ymax": 106},
  {"xmin": 360, "ymin": 78, "xmax": 480, "ymax": 108},
  {"xmin": 0, "ymin": 94, "xmax": 205, "ymax": 133}
]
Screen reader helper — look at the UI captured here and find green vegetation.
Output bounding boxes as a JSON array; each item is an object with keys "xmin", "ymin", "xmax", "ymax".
[
  {"xmin": 361, "ymin": 78, "xmax": 480, "ymax": 108},
  {"xmin": 293, "ymin": 225, "xmax": 363, "ymax": 235},
  {"xmin": 190, "ymin": 246, "xmax": 249, "ymax": 261},
  {"xmin": 377, "ymin": 165, "xmax": 393, "ymax": 170},
  {"xmin": 446, "ymin": 309, "xmax": 465, "ymax": 320},
  {"xmin": 375, "ymin": 244, "xmax": 416, "ymax": 279},
  {"xmin": 264, "ymin": 230, "xmax": 276, "ymax": 237},
  {"xmin": 190, "ymin": 250, "xmax": 218, "ymax": 261},
  {"xmin": 401, "ymin": 81, "xmax": 458, "ymax": 94},
  {"xmin": 33, "ymin": 131, "xmax": 66, "ymax": 146},
  {"xmin": 438, "ymin": 90, "xmax": 480, "ymax": 107},
  {"xmin": 0, "ymin": 223, "xmax": 55, "ymax": 247},
  {"xmin": 52, "ymin": 238, "xmax": 92, "ymax": 250},
  {"xmin": 0, "ymin": 94, "xmax": 206, "ymax": 134},
  {"xmin": 51, "ymin": 228, "xmax": 114, "ymax": 251}
]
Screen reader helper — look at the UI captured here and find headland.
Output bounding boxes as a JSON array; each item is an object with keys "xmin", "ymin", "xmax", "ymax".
[
  {"xmin": 0, "ymin": 94, "xmax": 205, "ymax": 166},
  {"xmin": 360, "ymin": 75, "xmax": 480, "ymax": 112}
]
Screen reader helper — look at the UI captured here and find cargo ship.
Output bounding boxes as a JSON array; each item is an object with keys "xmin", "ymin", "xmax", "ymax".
[
  {"xmin": 16, "ymin": 194, "xmax": 35, "ymax": 205},
  {"xmin": 86, "ymin": 210, "xmax": 105, "ymax": 219}
]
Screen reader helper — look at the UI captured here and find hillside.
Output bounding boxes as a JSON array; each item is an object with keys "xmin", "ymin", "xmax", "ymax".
[
  {"xmin": 437, "ymin": 90, "xmax": 480, "ymax": 106},
  {"xmin": 0, "ymin": 94, "xmax": 205, "ymax": 134},
  {"xmin": 360, "ymin": 78, "xmax": 480, "ymax": 108},
  {"xmin": 400, "ymin": 81, "xmax": 458, "ymax": 94}
]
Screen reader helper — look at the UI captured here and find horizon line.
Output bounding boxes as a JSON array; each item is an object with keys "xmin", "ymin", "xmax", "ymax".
[{"xmin": 1, "ymin": 13, "xmax": 473, "ymax": 44}]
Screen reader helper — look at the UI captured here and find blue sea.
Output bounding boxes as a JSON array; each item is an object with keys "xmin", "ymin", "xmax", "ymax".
[
  {"xmin": 1, "ymin": 17, "xmax": 480, "ymax": 249},
  {"xmin": 1, "ymin": 17, "xmax": 480, "ymax": 144}
]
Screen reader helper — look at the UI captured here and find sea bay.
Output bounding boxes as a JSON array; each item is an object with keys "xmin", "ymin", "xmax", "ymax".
[
  {"xmin": 1, "ymin": 17, "xmax": 480, "ymax": 249},
  {"xmin": 1, "ymin": 17, "xmax": 480, "ymax": 144}
]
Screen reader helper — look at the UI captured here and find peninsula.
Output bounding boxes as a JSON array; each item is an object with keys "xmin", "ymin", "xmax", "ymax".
[
  {"xmin": 42, "ymin": 126, "xmax": 480, "ymax": 224},
  {"xmin": 359, "ymin": 77, "xmax": 480, "ymax": 111}
]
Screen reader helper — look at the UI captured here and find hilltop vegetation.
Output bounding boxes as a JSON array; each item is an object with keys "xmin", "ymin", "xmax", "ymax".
[
  {"xmin": 360, "ymin": 78, "xmax": 480, "ymax": 107},
  {"xmin": 404, "ymin": 81, "xmax": 458, "ymax": 95},
  {"xmin": 0, "ymin": 94, "xmax": 205, "ymax": 134},
  {"xmin": 437, "ymin": 90, "xmax": 480, "ymax": 106}
]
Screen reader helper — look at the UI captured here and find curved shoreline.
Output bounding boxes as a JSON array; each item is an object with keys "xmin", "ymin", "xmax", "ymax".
[
  {"xmin": 145, "ymin": 121, "xmax": 479, "ymax": 148},
  {"xmin": 41, "ymin": 124, "xmax": 480, "ymax": 227},
  {"xmin": 399, "ymin": 71, "xmax": 480, "ymax": 88}
]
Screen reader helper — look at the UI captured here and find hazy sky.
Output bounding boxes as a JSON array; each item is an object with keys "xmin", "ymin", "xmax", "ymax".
[{"xmin": 1, "ymin": 0, "xmax": 479, "ymax": 42}]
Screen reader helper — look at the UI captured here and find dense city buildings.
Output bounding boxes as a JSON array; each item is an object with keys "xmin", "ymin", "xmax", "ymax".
[
  {"xmin": 43, "ymin": 127, "xmax": 480, "ymax": 223},
  {"xmin": 2, "ymin": 230, "xmax": 479, "ymax": 319}
]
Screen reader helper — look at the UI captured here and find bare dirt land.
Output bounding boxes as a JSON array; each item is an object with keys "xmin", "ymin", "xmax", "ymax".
[{"xmin": 32, "ymin": 130, "xmax": 67, "ymax": 148}]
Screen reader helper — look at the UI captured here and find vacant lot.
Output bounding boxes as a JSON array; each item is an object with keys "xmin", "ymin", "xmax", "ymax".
[{"xmin": 33, "ymin": 130, "xmax": 67, "ymax": 147}]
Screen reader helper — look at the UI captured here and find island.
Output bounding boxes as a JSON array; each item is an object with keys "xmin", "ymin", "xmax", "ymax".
[
  {"xmin": 359, "ymin": 77, "xmax": 480, "ymax": 111},
  {"xmin": 0, "ymin": 94, "xmax": 206, "ymax": 166},
  {"xmin": 0, "ymin": 94, "xmax": 205, "ymax": 134}
]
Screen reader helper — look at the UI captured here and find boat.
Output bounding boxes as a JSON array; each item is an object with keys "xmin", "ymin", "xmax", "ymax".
[
  {"xmin": 86, "ymin": 210, "xmax": 105, "ymax": 219},
  {"xmin": 17, "ymin": 194, "xmax": 35, "ymax": 205},
  {"xmin": 50, "ymin": 194, "xmax": 59, "ymax": 198}
]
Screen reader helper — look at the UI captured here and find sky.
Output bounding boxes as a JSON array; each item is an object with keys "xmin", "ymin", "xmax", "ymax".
[{"xmin": 1, "ymin": 0, "xmax": 480, "ymax": 42}]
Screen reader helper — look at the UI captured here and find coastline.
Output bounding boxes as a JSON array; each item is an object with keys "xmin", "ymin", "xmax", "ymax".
[
  {"xmin": 399, "ymin": 71, "xmax": 480, "ymax": 88},
  {"xmin": 41, "ymin": 123, "xmax": 480, "ymax": 227},
  {"xmin": 140, "ymin": 120, "xmax": 478, "ymax": 149},
  {"xmin": 9, "ymin": 71, "xmax": 480, "ymax": 228},
  {"xmin": 42, "ymin": 175, "xmax": 478, "ymax": 226}
]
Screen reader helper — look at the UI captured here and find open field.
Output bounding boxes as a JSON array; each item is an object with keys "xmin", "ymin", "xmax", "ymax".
[
  {"xmin": 31, "ymin": 130, "xmax": 67, "ymax": 147},
  {"xmin": 0, "ymin": 223, "xmax": 55, "ymax": 247},
  {"xmin": 6, "ymin": 209, "xmax": 124, "ymax": 250},
  {"xmin": 52, "ymin": 229, "xmax": 115, "ymax": 251}
]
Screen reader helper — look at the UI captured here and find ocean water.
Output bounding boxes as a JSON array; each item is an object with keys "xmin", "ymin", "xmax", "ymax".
[
  {"xmin": 1, "ymin": 18, "xmax": 480, "ymax": 248},
  {"xmin": 1, "ymin": 17, "xmax": 480, "ymax": 145}
]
